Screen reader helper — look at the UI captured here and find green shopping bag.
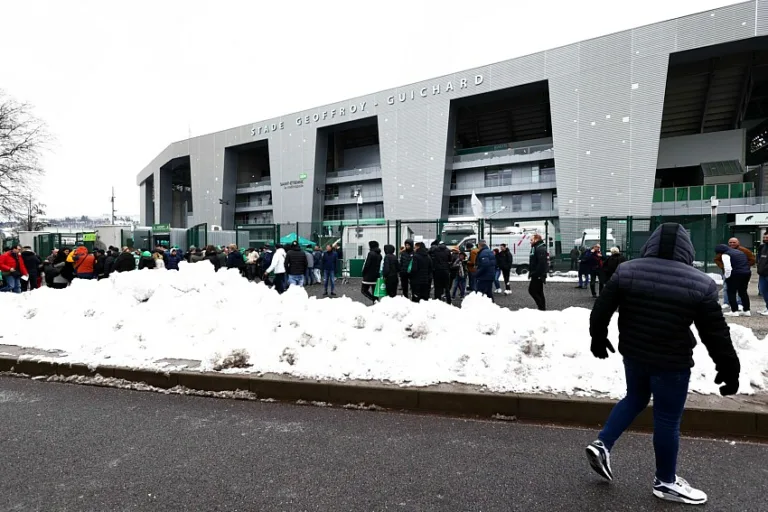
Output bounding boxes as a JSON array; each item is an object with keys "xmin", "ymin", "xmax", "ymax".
[{"xmin": 374, "ymin": 277, "xmax": 387, "ymax": 298}]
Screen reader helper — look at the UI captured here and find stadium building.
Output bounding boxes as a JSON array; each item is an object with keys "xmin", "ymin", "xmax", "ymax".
[{"xmin": 138, "ymin": 1, "xmax": 768, "ymax": 250}]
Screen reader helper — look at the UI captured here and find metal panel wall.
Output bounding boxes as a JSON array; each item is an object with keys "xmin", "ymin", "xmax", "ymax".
[{"xmin": 138, "ymin": 1, "xmax": 763, "ymax": 230}]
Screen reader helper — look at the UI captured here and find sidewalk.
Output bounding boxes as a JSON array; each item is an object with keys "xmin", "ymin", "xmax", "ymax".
[{"xmin": 1, "ymin": 343, "xmax": 766, "ymax": 439}]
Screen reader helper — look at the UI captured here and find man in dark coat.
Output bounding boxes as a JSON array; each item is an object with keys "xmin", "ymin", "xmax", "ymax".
[
  {"xmin": 474, "ymin": 240, "xmax": 496, "ymax": 299},
  {"xmin": 408, "ymin": 242, "xmax": 432, "ymax": 303},
  {"xmin": 583, "ymin": 245, "xmax": 603, "ymax": 298},
  {"xmin": 284, "ymin": 241, "xmax": 308, "ymax": 287},
  {"xmin": 430, "ymin": 242, "xmax": 453, "ymax": 304},
  {"xmin": 570, "ymin": 246, "xmax": 581, "ymax": 271},
  {"xmin": 528, "ymin": 234, "xmax": 547, "ymax": 311},
  {"xmin": 496, "ymin": 243, "xmax": 513, "ymax": 294},
  {"xmin": 382, "ymin": 244, "xmax": 400, "ymax": 298},
  {"xmin": 399, "ymin": 239, "xmax": 414, "ymax": 299},
  {"xmin": 715, "ymin": 243, "xmax": 751, "ymax": 317},
  {"xmin": 226, "ymin": 244, "xmax": 245, "ymax": 272},
  {"xmin": 20, "ymin": 246, "xmax": 41, "ymax": 291},
  {"xmin": 756, "ymin": 231, "xmax": 768, "ymax": 315},
  {"xmin": 585, "ymin": 223, "xmax": 740, "ymax": 506},
  {"xmin": 113, "ymin": 247, "xmax": 136, "ymax": 273},
  {"xmin": 360, "ymin": 240, "xmax": 383, "ymax": 303}
]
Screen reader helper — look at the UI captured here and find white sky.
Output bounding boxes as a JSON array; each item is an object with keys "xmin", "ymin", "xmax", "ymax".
[{"xmin": 1, "ymin": 0, "xmax": 745, "ymax": 218}]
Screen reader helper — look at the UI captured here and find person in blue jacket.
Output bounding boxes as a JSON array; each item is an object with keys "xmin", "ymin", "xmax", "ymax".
[
  {"xmin": 321, "ymin": 244, "xmax": 339, "ymax": 296},
  {"xmin": 474, "ymin": 239, "xmax": 496, "ymax": 299},
  {"xmin": 167, "ymin": 248, "xmax": 183, "ymax": 270}
]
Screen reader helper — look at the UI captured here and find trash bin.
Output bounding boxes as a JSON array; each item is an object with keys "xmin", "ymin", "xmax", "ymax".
[{"xmin": 349, "ymin": 259, "xmax": 365, "ymax": 278}]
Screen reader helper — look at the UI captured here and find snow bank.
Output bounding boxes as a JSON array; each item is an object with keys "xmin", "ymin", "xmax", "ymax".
[{"xmin": 1, "ymin": 262, "xmax": 764, "ymax": 399}]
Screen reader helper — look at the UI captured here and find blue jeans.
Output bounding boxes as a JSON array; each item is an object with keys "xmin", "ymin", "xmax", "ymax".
[
  {"xmin": 599, "ymin": 358, "xmax": 690, "ymax": 483},
  {"xmin": 759, "ymin": 275, "xmax": 768, "ymax": 309},
  {"xmin": 452, "ymin": 276, "xmax": 466, "ymax": 298},
  {"xmin": 1, "ymin": 274, "xmax": 21, "ymax": 293},
  {"xmin": 494, "ymin": 269, "xmax": 501, "ymax": 290},
  {"xmin": 77, "ymin": 273, "xmax": 94, "ymax": 280},
  {"xmin": 323, "ymin": 269, "xmax": 335, "ymax": 293},
  {"xmin": 578, "ymin": 271, "xmax": 590, "ymax": 288},
  {"xmin": 287, "ymin": 274, "xmax": 305, "ymax": 288},
  {"xmin": 468, "ymin": 273, "xmax": 476, "ymax": 292},
  {"xmin": 306, "ymin": 268, "xmax": 315, "ymax": 285}
]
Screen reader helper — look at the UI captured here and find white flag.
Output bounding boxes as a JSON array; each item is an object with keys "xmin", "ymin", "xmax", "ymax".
[{"xmin": 470, "ymin": 191, "xmax": 484, "ymax": 219}]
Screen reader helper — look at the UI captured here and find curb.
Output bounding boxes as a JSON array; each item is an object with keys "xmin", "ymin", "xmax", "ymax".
[{"xmin": 1, "ymin": 356, "xmax": 765, "ymax": 439}]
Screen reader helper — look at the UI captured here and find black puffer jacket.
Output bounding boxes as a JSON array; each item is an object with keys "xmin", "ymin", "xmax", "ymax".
[
  {"xmin": 362, "ymin": 241, "xmax": 383, "ymax": 284},
  {"xmin": 399, "ymin": 239, "xmax": 414, "ymax": 273},
  {"xmin": 430, "ymin": 243, "xmax": 452, "ymax": 272},
  {"xmin": 382, "ymin": 244, "xmax": 400, "ymax": 279},
  {"xmin": 408, "ymin": 245, "xmax": 433, "ymax": 288},
  {"xmin": 590, "ymin": 223, "xmax": 739, "ymax": 372},
  {"xmin": 285, "ymin": 245, "xmax": 308, "ymax": 276}
]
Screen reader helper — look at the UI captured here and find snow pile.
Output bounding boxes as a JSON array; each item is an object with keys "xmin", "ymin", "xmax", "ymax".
[{"xmin": 0, "ymin": 262, "xmax": 765, "ymax": 399}]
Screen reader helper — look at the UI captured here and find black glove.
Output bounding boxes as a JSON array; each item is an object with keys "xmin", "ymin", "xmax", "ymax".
[
  {"xmin": 590, "ymin": 338, "xmax": 615, "ymax": 359},
  {"xmin": 715, "ymin": 369, "xmax": 739, "ymax": 396}
]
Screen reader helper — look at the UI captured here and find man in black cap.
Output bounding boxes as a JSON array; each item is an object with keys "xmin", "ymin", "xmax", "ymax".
[{"xmin": 585, "ymin": 223, "xmax": 740, "ymax": 506}]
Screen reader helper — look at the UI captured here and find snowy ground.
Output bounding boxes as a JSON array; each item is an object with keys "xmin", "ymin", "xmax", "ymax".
[{"xmin": 0, "ymin": 262, "xmax": 762, "ymax": 399}]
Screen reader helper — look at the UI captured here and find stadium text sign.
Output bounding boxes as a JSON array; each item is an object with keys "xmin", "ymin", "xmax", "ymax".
[{"xmin": 251, "ymin": 74, "xmax": 485, "ymax": 136}]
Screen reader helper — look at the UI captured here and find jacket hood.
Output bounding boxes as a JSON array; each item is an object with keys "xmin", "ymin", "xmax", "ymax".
[
  {"xmin": 715, "ymin": 244, "xmax": 730, "ymax": 254},
  {"xmin": 640, "ymin": 223, "xmax": 694, "ymax": 265},
  {"xmin": 404, "ymin": 239, "xmax": 414, "ymax": 250},
  {"xmin": 438, "ymin": 243, "xmax": 447, "ymax": 250},
  {"xmin": 369, "ymin": 240, "xmax": 380, "ymax": 250},
  {"xmin": 384, "ymin": 244, "xmax": 396, "ymax": 255}
]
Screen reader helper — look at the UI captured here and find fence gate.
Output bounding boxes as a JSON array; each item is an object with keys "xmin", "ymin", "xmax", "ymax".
[
  {"xmin": 186, "ymin": 223, "xmax": 207, "ymax": 249},
  {"xmin": 235, "ymin": 224, "xmax": 278, "ymax": 249}
]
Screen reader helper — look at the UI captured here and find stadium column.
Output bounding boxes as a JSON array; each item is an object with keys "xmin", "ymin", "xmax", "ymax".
[{"xmin": 153, "ymin": 168, "xmax": 173, "ymax": 226}]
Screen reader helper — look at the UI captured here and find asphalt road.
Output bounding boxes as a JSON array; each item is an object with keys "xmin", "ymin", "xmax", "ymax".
[
  {"xmin": 302, "ymin": 278, "xmax": 597, "ymax": 311},
  {"xmin": 1, "ymin": 377, "xmax": 766, "ymax": 512}
]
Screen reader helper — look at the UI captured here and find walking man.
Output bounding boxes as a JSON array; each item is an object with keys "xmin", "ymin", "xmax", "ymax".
[
  {"xmin": 586, "ymin": 223, "xmax": 740, "ymax": 505},
  {"xmin": 528, "ymin": 234, "xmax": 547, "ymax": 311},
  {"xmin": 474, "ymin": 240, "xmax": 496, "ymax": 299}
]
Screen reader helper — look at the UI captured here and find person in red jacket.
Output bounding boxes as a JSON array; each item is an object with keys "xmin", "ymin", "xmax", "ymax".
[{"xmin": 0, "ymin": 246, "xmax": 29, "ymax": 294}]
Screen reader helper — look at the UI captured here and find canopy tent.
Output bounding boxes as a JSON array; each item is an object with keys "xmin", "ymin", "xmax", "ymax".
[{"xmin": 279, "ymin": 232, "xmax": 315, "ymax": 247}]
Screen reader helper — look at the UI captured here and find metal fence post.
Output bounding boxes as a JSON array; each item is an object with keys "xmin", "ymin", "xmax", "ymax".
[
  {"xmin": 395, "ymin": 220, "xmax": 402, "ymax": 250},
  {"xmin": 387, "ymin": 220, "xmax": 391, "ymax": 245},
  {"xmin": 626, "ymin": 216, "xmax": 633, "ymax": 259},
  {"xmin": 600, "ymin": 216, "xmax": 608, "ymax": 252}
]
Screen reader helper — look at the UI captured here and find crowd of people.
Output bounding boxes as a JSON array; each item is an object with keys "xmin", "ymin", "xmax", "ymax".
[{"xmin": 3, "ymin": 233, "xmax": 766, "ymax": 318}]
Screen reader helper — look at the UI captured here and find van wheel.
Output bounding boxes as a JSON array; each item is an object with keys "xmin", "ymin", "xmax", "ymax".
[{"xmin": 516, "ymin": 265, "xmax": 529, "ymax": 275}]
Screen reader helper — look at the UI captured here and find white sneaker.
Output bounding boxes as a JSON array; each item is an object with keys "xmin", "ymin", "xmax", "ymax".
[
  {"xmin": 585, "ymin": 440, "xmax": 613, "ymax": 481},
  {"xmin": 504, "ymin": 290, "xmax": 512, "ymax": 295},
  {"xmin": 495, "ymin": 289, "xmax": 502, "ymax": 294},
  {"xmin": 742, "ymin": 310, "xmax": 752, "ymax": 317},
  {"xmin": 653, "ymin": 476, "xmax": 707, "ymax": 505},
  {"xmin": 723, "ymin": 311, "xmax": 741, "ymax": 317},
  {"xmin": 721, "ymin": 303, "xmax": 730, "ymax": 310},
  {"xmin": 759, "ymin": 310, "xmax": 768, "ymax": 316}
]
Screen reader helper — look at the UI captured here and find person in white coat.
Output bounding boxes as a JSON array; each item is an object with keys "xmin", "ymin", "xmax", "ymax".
[{"xmin": 265, "ymin": 245, "xmax": 287, "ymax": 294}]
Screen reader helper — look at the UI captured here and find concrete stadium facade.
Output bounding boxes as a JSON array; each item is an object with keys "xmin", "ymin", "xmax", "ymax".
[{"xmin": 138, "ymin": 1, "xmax": 768, "ymax": 234}]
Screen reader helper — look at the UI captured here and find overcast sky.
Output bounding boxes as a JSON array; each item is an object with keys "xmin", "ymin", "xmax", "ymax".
[{"xmin": 1, "ymin": 0, "xmax": 744, "ymax": 218}]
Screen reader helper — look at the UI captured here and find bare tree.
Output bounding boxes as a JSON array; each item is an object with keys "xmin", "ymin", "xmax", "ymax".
[
  {"xmin": 0, "ymin": 90, "xmax": 48, "ymax": 219},
  {"xmin": 16, "ymin": 195, "xmax": 47, "ymax": 232}
]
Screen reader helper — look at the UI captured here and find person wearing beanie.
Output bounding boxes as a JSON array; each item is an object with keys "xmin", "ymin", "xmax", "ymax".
[
  {"xmin": 399, "ymin": 239, "xmax": 415, "ymax": 298},
  {"xmin": 381, "ymin": 244, "xmax": 400, "ymax": 298},
  {"xmin": 361, "ymin": 240, "xmax": 383, "ymax": 303},
  {"xmin": 603, "ymin": 247, "xmax": 626, "ymax": 283},
  {"xmin": 587, "ymin": 223, "xmax": 740, "ymax": 505},
  {"xmin": 138, "ymin": 250, "xmax": 156, "ymax": 270}
]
